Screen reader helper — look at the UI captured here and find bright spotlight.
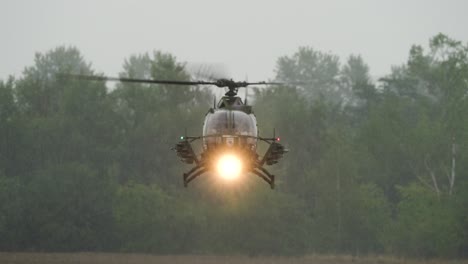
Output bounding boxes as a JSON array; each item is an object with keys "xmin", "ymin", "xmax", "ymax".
[{"xmin": 216, "ymin": 154, "xmax": 242, "ymax": 180}]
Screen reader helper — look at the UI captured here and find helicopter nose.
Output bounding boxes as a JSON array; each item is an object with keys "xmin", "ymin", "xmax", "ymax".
[{"xmin": 225, "ymin": 136, "xmax": 235, "ymax": 147}]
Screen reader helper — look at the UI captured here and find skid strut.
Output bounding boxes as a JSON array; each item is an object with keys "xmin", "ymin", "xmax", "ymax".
[{"xmin": 182, "ymin": 165, "xmax": 275, "ymax": 189}]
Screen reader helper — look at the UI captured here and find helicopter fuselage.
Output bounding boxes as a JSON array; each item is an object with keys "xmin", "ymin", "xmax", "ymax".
[{"xmin": 175, "ymin": 96, "xmax": 288, "ymax": 189}]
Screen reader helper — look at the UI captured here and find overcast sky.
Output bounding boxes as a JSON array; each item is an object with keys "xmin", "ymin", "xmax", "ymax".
[{"xmin": 2, "ymin": 0, "xmax": 468, "ymax": 82}]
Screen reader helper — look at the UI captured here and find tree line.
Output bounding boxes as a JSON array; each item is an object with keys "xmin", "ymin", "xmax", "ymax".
[{"xmin": 0, "ymin": 33, "xmax": 467, "ymax": 258}]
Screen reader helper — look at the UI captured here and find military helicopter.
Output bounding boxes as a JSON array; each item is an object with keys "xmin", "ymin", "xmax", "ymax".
[{"xmin": 71, "ymin": 75, "xmax": 289, "ymax": 189}]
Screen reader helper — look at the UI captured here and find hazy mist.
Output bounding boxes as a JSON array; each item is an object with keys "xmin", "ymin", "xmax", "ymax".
[{"xmin": 2, "ymin": 0, "xmax": 468, "ymax": 81}]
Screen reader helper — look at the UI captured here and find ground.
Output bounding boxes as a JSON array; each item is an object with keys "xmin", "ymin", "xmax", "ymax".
[{"xmin": 1, "ymin": 253, "xmax": 467, "ymax": 264}]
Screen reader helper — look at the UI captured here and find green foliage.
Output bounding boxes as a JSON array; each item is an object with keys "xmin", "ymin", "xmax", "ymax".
[
  {"xmin": 1, "ymin": 35, "xmax": 468, "ymax": 258},
  {"xmin": 276, "ymin": 46, "xmax": 344, "ymax": 105},
  {"xmin": 0, "ymin": 78, "xmax": 20, "ymax": 177},
  {"xmin": 114, "ymin": 183, "xmax": 173, "ymax": 252},
  {"xmin": 110, "ymin": 51, "xmax": 211, "ymax": 184},
  {"xmin": 0, "ymin": 175, "xmax": 23, "ymax": 249},
  {"xmin": 385, "ymin": 184, "xmax": 463, "ymax": 257},
  {"xmin": 207, "ymin": 187, "xmax": 311, "ymax": 255},
  {"xmin": 26, "ymin": 163, "xmax": 116, "ymax": 251}
]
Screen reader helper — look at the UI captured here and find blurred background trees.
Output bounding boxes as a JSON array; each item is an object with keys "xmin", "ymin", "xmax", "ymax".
[{"xmin": 0, "ymin": 34, "xmax": 467, "ymax": 257}]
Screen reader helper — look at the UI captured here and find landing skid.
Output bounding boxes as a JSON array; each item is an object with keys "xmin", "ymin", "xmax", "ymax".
[
  {"xmin": 182, "ymin": 164, "xmax": 275, "ymax": 189},
  {"xmin": 175, "ymin": 135, "xmax": 286, "ymax": 190}
]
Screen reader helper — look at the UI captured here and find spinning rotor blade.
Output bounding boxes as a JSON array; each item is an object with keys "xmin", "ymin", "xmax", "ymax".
[
  {"xmin": 68, "ymin": 74, "xmax": 213, "ymax": 86},
  {"xmin": 64, "ymin": 74, "xmax": 304, "ymax": 90}
]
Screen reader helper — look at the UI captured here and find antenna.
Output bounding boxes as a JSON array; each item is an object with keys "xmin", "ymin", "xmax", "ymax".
[
  {"xmin": 244, "ymin": 75, "xmax": 248, "ymax": 105},
  {"xmin": 245, "ymin": 87, "xmax": 248, "ymax": 105}
]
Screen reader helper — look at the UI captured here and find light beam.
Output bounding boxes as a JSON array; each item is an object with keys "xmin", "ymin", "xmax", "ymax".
[{"xmin": 216, "ymin": 154, "xmax": 242, "ymax": 180}]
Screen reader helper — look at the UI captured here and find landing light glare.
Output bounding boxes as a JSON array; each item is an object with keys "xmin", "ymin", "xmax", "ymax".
[{"xmin": 216, "ymin": 154, "xmax": 242, "ymax": 180}]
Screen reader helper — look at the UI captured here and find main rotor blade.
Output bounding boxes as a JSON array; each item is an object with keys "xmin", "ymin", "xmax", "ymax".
[
  {"xmin": 244, "ymin": 81, "xmax": 308, "ymax": 86},
  {"xmin": 64, "ymin": 74, "xmax": 305, "ymax": 89},
  {"xmin": 245, "ymin": 81, "xmax": 284, "ymax": 86},
  {"xmin": 68, "ymin": 74, "xmax": 215, "ymax": 86}
]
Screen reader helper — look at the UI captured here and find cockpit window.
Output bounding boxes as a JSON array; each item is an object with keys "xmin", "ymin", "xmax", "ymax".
[
  {"xmin": 204, "ymin": 111, "xmax": 229, "ymax": 135},
  {"xmin": 232, "ymin": 111, "xmax": 256, "ymax": 136},
  {"xmin": 217, "ymin": 97, "xmax": 244, "ymax": 108},
  {"xmin": 203, "ymin": 110, "xmax": 258, "ymax": 148},
  {"xmin": 203, "ymin": 110, "xmax": 257, "ymax": 137}
]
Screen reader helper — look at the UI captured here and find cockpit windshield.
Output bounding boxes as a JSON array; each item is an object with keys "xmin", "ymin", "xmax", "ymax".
[
  {"xmin": 231, "ymin": 111, "xmax": 256, "ymax": 137},
  {"xmin": 203, "ymin": 110, "xmax": 258, "ymax": 147},
  {"xmin": 203, "ymin": 111, "xmax": 229, "ymax": 135}
]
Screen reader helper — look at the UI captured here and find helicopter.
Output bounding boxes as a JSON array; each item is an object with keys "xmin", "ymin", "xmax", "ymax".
[{"xmin": 70, "ymin": 75, "xmax": 289, "ymax": 189}]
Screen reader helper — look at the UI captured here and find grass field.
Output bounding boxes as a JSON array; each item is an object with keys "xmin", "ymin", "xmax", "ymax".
[{"xmin": 0, "ymin": 253, "xmax": 467, "ymax": 264}]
